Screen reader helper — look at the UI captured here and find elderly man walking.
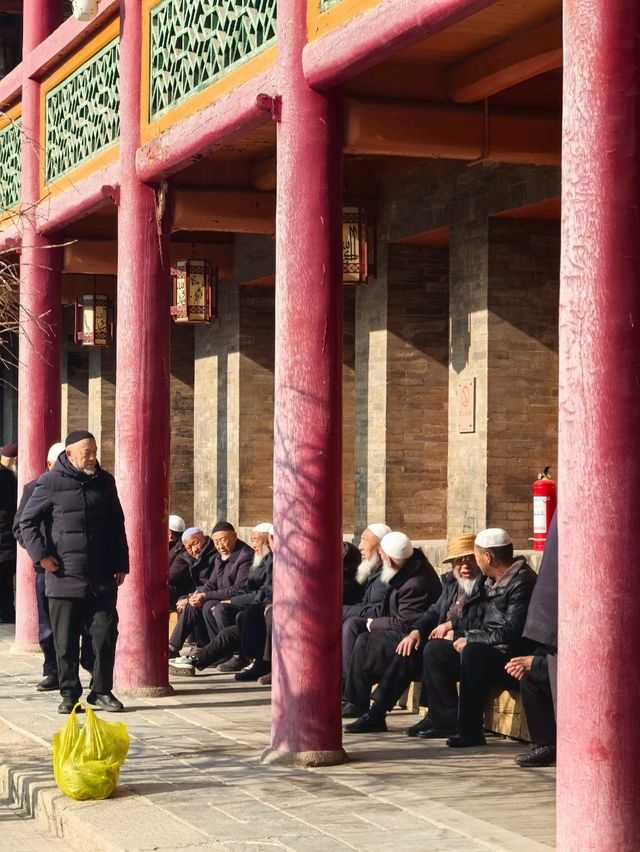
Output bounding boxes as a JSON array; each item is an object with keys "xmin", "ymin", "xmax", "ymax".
[{"xmin": 19, "ymin": 431, "xmax": 129, "ymax": 714}]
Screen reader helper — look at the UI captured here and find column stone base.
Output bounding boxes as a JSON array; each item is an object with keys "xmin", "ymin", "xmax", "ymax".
[
  {"xmin": 261, "ymin": 747, "xmax": 348, "ymax": 768},
  {"xmin": 117, "ymin": 685, "xmax": 175, "ymax": 698},
  {"xmin": 9, "ymin": 642, "xmax": 42, "ymax": 655}
]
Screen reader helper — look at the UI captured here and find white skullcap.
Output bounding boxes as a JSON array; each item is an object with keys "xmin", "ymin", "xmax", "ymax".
[
  {"xmin": 380, "ymin": 531, "xmax": 413, "ymax": 561},
  {"xmin": 475, "ymin": 528, "xmax": 512, "ymax": 548},
  {"xmin": 181, "ymin": 526, "xmax": 203, "ymax": 541},
  {"xmin": 268, "ymin": 525, "xmax": 275, "ymax": 536},
  {"xmin": 253, "ymin": 522, "xmax": 272, "ymax": 533},
  {"xmin": 169, "ymin": 515, "xmax": 186, "ymax": 533},
  {"xmin": 367, "ymin": 523, "xmax": 392, "ymax": 541},
  {"xmin": 47, "ymin": 442, "xmax": 65, "ymax": 464}
]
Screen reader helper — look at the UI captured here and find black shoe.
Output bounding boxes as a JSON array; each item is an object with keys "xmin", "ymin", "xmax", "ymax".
[
  {"xmin": 417, "ymin": 726, "xmax": 457, "ymax": 739},
  {"xmin": 405, "ymin": 714, "xmax": 433, "ymax": 737},
  {"xmin": 37, "ymin": 675, "xmax": 59, "ymax": 692},
  {"xmin": 58, "ymin": 699, "xmax": 83, "ymax": 715},
  {"xmin": 515, "ymin": 745, "xmax": 556, "ymax": 767},
  {"xmin": 446, "ymin": 734, "xmax": 486, "ymax": 748},
  {"xmin": 217, "ymin": 654, "xmax": 250, "ymax": 672},
  {"xmin": 343, "ymin": 712, "xmax": 388, "ymax": 734},
  {"xmin": 235, "ymin": 661, "xmax": 270, "ymax": 682},
  {"xmin": 87, "ymin": 691, "xmax": 124, "ymax": 712},
  {"xmin": 168, "ymin": 646, "xmax": 180, "ymax": 660},
  {"xmin": 341, "ymin": 702, "xmax": 368, "ymax": 719}
]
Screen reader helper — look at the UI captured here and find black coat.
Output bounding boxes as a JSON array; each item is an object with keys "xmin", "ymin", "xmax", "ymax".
[
  {"xmin": 342, "ymin": 566, "xmax": 388, "ymax": 620},
  {"xmin": 342, "ymin": 541, "xmax": 364, "ymax": 606},
  {"xmin": 201, "ymin": 538, "xmax": 253, "ymax": 602},
  {"xmin": 0, "ymin": 465, "xmax": 17, "ymax": 564},
  {"xmin": 229, "ymin": 550, "xmax": 273, "ymax": 608},
  {"xmin": 524, "ymin": 511, "xmax": 558, "ymax": 651},
  {"xmin": 412, "ymin": 571, "xmax": 486, "ymax": 639},
  {"xmin": 183, "ymin": 537, "xmax": 217, "ymax": 589},
  {"xmin": 168, "ymin": 539, "xmax": 192, "ymax": 595},
  {"xmin": 370, "ymin": 549, "xmax": 442, "ymax": 633},
  {"xmin": 19, "ymin": 455, "xmax": 129, "ymax": 598},
  {"xmin": 465, "ymin": 556, "xmax": 537, "ymax": 652}
]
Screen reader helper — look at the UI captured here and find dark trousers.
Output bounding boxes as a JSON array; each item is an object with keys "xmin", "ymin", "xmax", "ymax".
[
  {"xmin": 343, "ymin": 629, "xmax": 404, "ymax": 709},
  {"xmin": 263, "ymin": 606, "xmax": 272, "ymax": 662},
  {"xmin": 422, "ymin": 639, "xmax": 461, "ymax": 729},
  {"xmin": 196, "ymin": 625, "xmax": 242, "ymax": 668},
  {"xmin": 371, "ymin": 644, "xmax": 424, "ymax": 714},
  {"xmin": 203, "ymin": 601, "xmax": 237, "ymax": 642},
  {"xmin": 48, "ymin": 594, "xmax": 118, "ymax": 701},
  {"xmin": 36, "ymin": 573, "xmax": 94, "ymax": 677},
  {"xmin": 342, "ymin": 617, "xmax": 368, "ymax": 674},
  {"xmin": 521, "ymin": 673, "xmax": 557, "ymax": 746},
  {"xmin": 0, "ymin": 558, "xmax": 15, "ymax": 622},
  {"xmin": 457, "ymin": 643, "xmax": 518, "ymax": 735},
  {"xmin": 169, "ymin": 603, "xmax": 209, "ymax": 650},
  {"xmin": 236, "ymin": 604, "xmax": 269, "ymax": 660}
]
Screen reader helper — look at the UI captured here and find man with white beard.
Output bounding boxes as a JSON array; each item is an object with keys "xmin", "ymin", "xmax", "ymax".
[
  {"xmin": 343, "ymin": 533, "xmax": 482, "ymax": 732},
  {"xmin": 342, "ymin": 531, "xmax": 441, "ymax": 719},
  {"xmin": 341, "ymin": 523, "xmax": 392, "ymax": 675}
]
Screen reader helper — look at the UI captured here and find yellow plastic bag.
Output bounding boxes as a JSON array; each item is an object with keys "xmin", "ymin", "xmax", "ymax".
[{"xmin": 52, "ymin": 704, "xmax": 129, "ymax": 800}]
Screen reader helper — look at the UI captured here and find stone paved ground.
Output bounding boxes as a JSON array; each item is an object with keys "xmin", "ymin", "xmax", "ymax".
[
  {"xmin": 0, "ymin": 795, "xmax": 68, "ymax": 851},
  {"xmin": 0, "ymin": 626, "xmax": 555, "ymax": 851}
]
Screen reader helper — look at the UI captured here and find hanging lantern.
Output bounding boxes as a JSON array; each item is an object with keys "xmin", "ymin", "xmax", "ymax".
[
  {"xmin": 74, "ymin": 293, "xmax": 113, "ymax": 346},
  {"xmin": 342, "ymin": 206, "xmax": 368, "ymax": 284},
  {"xmin": 170, "ymin": 259, "xmax": 216, "ymax": 323}
]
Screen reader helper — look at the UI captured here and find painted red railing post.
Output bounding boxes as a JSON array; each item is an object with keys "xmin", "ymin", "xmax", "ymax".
[
  {"xmin": 558, "ymin": 2, "xmax": 640, "ymax": 848},
  {"xmin": 113, "ymin": 0, "xmax": 171, "ymax": 695},
  {"xmin": 262, "ymin": 0, "xmax": 346, "ymax": 766},
  {"xmin": 15, "ymin": 0, "xmax": 64, "ymax": 650}
]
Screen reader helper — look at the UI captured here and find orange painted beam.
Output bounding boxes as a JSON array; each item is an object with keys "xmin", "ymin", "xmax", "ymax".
[
  {"xmin": 344, "ymin": 98, "xmax": 561, "ymax": 165},
  {"xmin": 446, "ymin": 17, "xmax": 563, "ymax": 103},
  {"xmin": 173, "ymin": 189, "xmax": 276, "ymax": 234}
]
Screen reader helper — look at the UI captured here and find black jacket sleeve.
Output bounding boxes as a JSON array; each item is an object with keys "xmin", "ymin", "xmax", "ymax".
[
  {"xmin": 465, "ymin": 580, "xmax": 535, "ymax": 646},
  {"xmin": 13, "ymin": 480, "xmax": 36, "ymax": 549}
]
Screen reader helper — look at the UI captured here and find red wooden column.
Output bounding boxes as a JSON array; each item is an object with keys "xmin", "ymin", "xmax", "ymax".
[
  {"xmin": 262, "ymin": 0, "xmax": 345, "ymax": 766},
  {"xmin": 15, "ymin": 0, "xmax": 63, "ymax": 650},
  {"xmin": 558, "ymin": 2, "xmax": 640, "ymax": 849},
  {"xmin": 113, "ymin": 0, "xmax": 171, "ymax": 695}
]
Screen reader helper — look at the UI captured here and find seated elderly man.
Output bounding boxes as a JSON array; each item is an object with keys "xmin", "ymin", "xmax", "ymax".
[
  {"xmin": 342, "ymin": 522, "xmax": 391, "ymax": 675},
  {"xmin": 420, "ymin": 528, "xmax": 537, "ymax": 747},
  {"xmin": 168, "ymin": 522, "xmax": 252, "ymax": 660},
  {"xmin": 170, "ymin": 522, "xmax": 273, "ymax": 678},
  {"xmin": 342, "ymin": 531, "xmax": 442, "ymax": 718},
  {"xmin": 344, "ymin": 533, "xmax": 485, "ymax": 734},
  {"xmin": 168, "ymin": 515, "xmax": 191, "ymax": 610}
]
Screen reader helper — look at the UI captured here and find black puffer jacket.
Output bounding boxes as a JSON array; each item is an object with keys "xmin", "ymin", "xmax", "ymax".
[
  {"xmin": 0, "ymin": 465, "xmax": 17, "ymax": 564},
  {"xmin": 412, "ymin": 571, "xmax": 485, "ymax": 639},
  {"xmin": 229, "ymin": 550, "xmax": 273, "ymax": 608},
  {"xmin": 168, "ymin": 539, "xmax": 193, "ymax": 604},
  {"xmin": 342, "ymin": 565, "xmax": 388, "ymax": 620},
  {"xmin": 201, "ymin": 538, "xmax": 253, "ymax": 602},
  {"xmin": 19, "ymin": 455, "xmax": 129, "ymax": 598},
  {"xmin": 465, "ymin": 556, "xmax": 537, "ymax": 652},
  {"xmin": 370, "ymin": 549, "xmax": 442, "ymax": 633}
]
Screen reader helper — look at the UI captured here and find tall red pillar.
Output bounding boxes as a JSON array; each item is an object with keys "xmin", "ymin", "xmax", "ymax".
[
  {"xmin": 113, "ymin": 0, "xmax": 171, "ymax": 694},
  {"xmin": 15, "ymin": 0, "xmax": 63, "ymax": 650},
  {"xmin": 262, "ymin": 0, "xmax": 345, "ymax": 766},
  {"xmin": 558, "ymin": 2, "xmax": 640, "ymax": 849}
]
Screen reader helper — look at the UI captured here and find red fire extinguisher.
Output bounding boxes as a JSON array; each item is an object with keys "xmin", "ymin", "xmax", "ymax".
[{"xmin": 532, "ymin": 466, "xmax": 557, "ymax": 551}]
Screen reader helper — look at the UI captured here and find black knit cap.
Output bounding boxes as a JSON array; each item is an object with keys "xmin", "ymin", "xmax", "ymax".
[
  {"xmin": 211, "ymin": 521, "xmax": 235, "ymax": 534},
  {"xmin": 65, "ymin": 430, "xmax": 96, "ymax": 447}
]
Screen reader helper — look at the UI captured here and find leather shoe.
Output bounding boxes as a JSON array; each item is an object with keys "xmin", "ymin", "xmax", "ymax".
[
  {"xmin": 417, "ymin": 727, "xmax": 457, "ymax": 739},
  {"xmin": 58, "ymin": 700, "xmax": 83, "ymax": 714},
  {"xmin": 343, "ymin": 712, "xmax": 387, "ymax": 734},
  {"xmin": 341, "ymin": 702, "xmax": 368, "ymax": 719},
  {"xmin": 515, "ymin": 745, "xmax": 556, "ymax": 767},
  {"xmin": 235, "ymin": 661, "xmax": 270, "ymax": 681},
  {"xmin": 405, "ymin": 714, "xmax": 433, "ymax": 737},
  {"xmin": 217, "ymin": 654, "xmax": 250, "ymax": 672},
  {"xmin": 446, "ymin": 734, "xmax": 486, "ymax": 748},
  {"xmin": 87, "ymin": 691, "xmax": 124, "ymax": 712},
  {"xmin": 37, "ymin": 674, "xmax": 59, "ymax": 692}
]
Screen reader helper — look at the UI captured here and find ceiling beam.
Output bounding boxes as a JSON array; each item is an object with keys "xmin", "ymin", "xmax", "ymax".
[
  {"xmin": 344, "ymin": 98, "xmax": 561, "ymax": 165},
  {"xmin": 173, "ymin": 189, "xmax": 276, "ymax": 234},
  {"xmin": 251, "ymin": 156, "xmax": 277, "ymax": 191},
  {"xmin": 445, "ymin": 18, "xmax": 562, "ymax": 103}
]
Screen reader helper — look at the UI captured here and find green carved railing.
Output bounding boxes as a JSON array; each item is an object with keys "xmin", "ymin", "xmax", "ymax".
[
  {"xmin": 0, "ymin": 116, "xmax": 21, "ymax": 211},
  {"xmin": 319, "ymin": 0, "xmax": 343, "ymax": 10},
  {"xmin": 45, "ymin": 36, "xmax": 120, "ymax": 185},
  {"xmin": 149, "ymin": 0, "xmax": 277, "ymax": 123}
]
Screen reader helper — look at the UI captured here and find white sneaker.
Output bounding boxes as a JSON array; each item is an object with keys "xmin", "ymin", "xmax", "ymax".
[{"xmin": 169, "ymin": 656, "xmax": 195, "ymax": 676}]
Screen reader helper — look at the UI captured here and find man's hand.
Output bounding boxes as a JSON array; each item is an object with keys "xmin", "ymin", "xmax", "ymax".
[
  {"xmin": 429, "ymin": 621, "xmax": 453, "ymax": 640},
  {"xmin": 176, "ymin": 597, "xmax": 188, "ymax": 612},
  {"xmin": 188, "ymin": 592, "xmax": 205, "ymax": 608},
  {"xmin": 453, "ymin": 637, "xmax": 468, "ymax": 654},
  {"xmin": 40, "ymin": 556, "xmax": 59, "ymax": 573},
  {"xmin": 505, "ymin": 655, "xmax": 534, "ymax": 682},
  {"xmin": 396, "ymin": 629, "xmax": 421, "ymax": 656},
  {"xmin": 221, "ymin": 600, "xmax": 231, "ymax": 605},
  {"xmin": 115, "ymin": 572, "xmax": 126, "ymax": 586}
]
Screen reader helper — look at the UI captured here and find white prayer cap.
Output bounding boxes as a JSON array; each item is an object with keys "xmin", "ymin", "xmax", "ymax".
[
  {"xmin": 366, "ymin": 523, "xmax": 392, "ymax": 541},
  {"xmin": 268, "ymin": 525, "xmax": 275, "ymax": 536},
  {"xmin": 182, "ymin": 526, "xmax": 203, "ymax": 541},
  {"xmin": 253, "ymin": 522, "xmax": 272, "ymax": 533},
  {"xmin": 475, "ymin": 528, "xmax": 512, "ymax": 548},
  {"xmin": 169, "ymin": 515, "xmax": 186, "ymax": 533},
  {"xmin": 46, "ymin": 442, "xmax": 65, "ymax": 464},
  {"xmin": 380, "ymin": 531, "xmax": 413, "ymax": 561}
]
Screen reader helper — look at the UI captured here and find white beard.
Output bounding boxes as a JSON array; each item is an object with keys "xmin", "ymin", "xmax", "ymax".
[
  {"xmin": 454, "ymin": 569, "xmax": 477, "ymax": 596},
  {"xmin": 379, "ymin": 563, "xmax": 397, "ymax": 585},
  {"xmin": 356, "ymin": 554, "xmax": 381, "ymax": 585},
  {"xmin": 252, "ymin": 545, "xmax": 269, "ymax": 569},
  {"xmin": 220, "ymin": 554, "xmax": 230, "ymax": 561}
]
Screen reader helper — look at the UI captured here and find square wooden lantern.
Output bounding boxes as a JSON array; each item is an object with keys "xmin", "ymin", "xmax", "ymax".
[
  {"xmin": 170, "ymin": 259, "xmax": 217, "ymax": 323},
  {"xmin": 342, "ymin": 206, "xmax": 369, "ymax": 284},
  {"xmin": 74, "ymin": 293, "xmax": 113, "ymax": 346}
]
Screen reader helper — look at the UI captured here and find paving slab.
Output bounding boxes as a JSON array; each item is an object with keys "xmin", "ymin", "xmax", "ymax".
[{"xmin": 0, "ymin": 625, "xmax": 555, "ymax": 851}]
